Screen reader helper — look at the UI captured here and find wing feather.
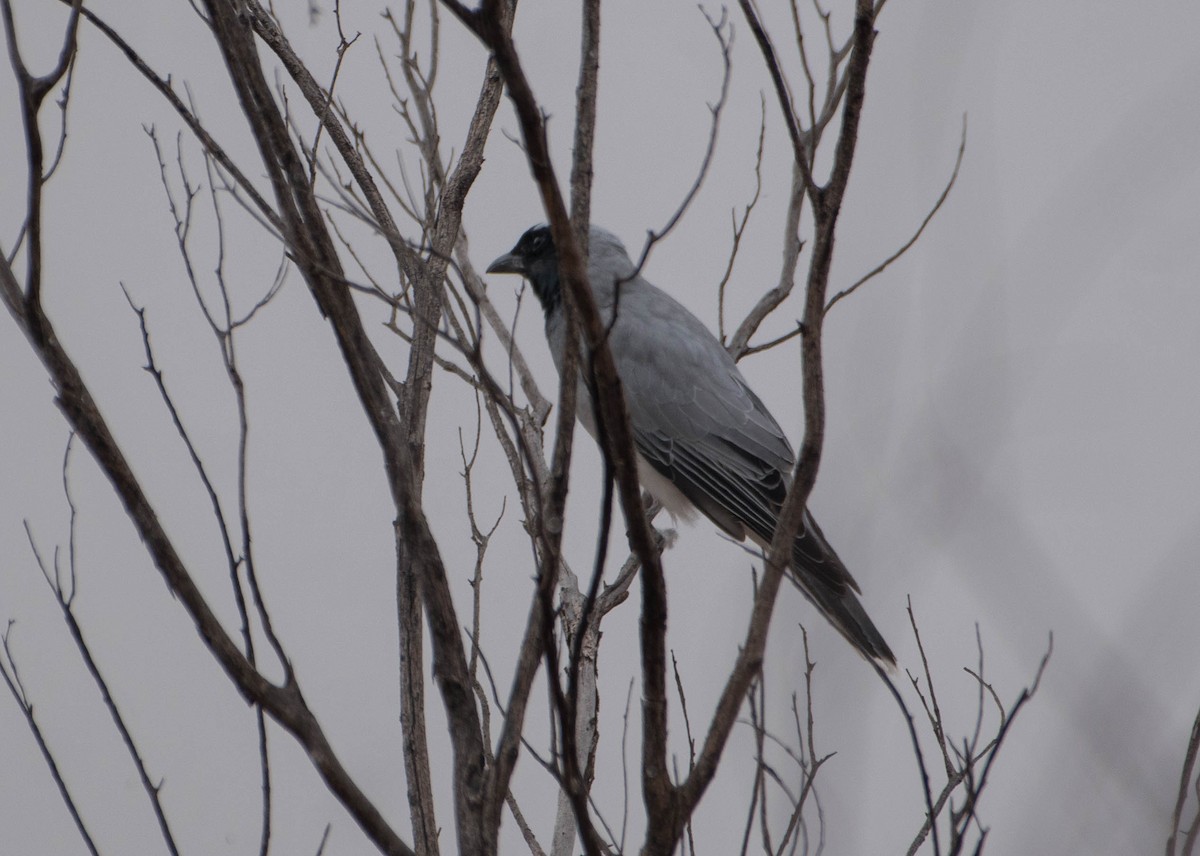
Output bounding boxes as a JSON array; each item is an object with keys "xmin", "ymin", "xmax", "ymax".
[{"xmin": 607, "ymin": 280, "xmax": 857, "ymax": 595}]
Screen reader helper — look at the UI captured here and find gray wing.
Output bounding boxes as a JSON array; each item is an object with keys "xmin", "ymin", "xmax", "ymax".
[{"xmin": 608, "ymin": 282, "xmax": 858, "ymax": 596}]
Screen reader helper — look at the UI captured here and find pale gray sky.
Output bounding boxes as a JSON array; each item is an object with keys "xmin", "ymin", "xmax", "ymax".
[{"xmin": 3, "ymin": 1, "xmax": 1199, "ymax": 854}]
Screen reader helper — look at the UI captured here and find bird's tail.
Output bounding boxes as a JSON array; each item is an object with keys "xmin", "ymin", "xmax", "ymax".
[
  {"xmin": 775, "ymin": 510, "xmax": 896, "ymax": 667},
  {"xmin": 794, "ymin": 572, "xmax": 896, "ymax": 667}
]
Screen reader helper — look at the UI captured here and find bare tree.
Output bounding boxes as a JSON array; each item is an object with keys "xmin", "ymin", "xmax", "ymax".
[{"xmin": 1, "ymin": 1, "xmax": 1051, "ymax": 854}]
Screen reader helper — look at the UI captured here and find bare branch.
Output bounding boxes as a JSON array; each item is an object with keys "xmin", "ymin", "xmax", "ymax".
[
  {"xmin": 906, "ymin": 598, "xmax": 954, "ymax": 777},
  {"xmin": 727, "ymin": 163, "xmax": 806, "ymax": 360},
  {"xmin": 825, "ymin": 114, "xmax": 967, "ymax": 315},
  {"xmin": 1, "ymin": 0, "xmax": 83, "ymax": 305},
  {"xmin": 673, "ymin": 6, "xmax": 884, "ymax": 848},
  {"xmin": 900, "ymin": 625, "xmax": 1054, "ymax": 856},
  {"xmin": 1169, "ymin": 705, "xmax": 1200, "ymax": 856},
  {"xmin": 25, "ymin": 471, "xmax": 181, "ymax": 855},
  {"xmin": 444, "ymin": 6, "xmax": 671, "ymax": 848},
  {"xmin": 3, "ymin": 2, "xmax": 431, "ymax": 852},
  {"xmin": 736, "ymin": 0, "xmax": 817, "ymax": 196},
  {"xmin": 67, "ymin": 3, "xmax": 282, "ymax": 231},
  {"xmin": 569, "ymin": 0, "xmax": 600, "ymax": 236},
  {"xmin": 0, "ymin": 623, "xmax": 101, "ymax": 856},
  {"xmin": 244, "ymin": 0, "xmax": 423, "ymax": 280},
  {"xmin": 718, "ymin": 94, "xmax": 767, "ymax": 345},
  {"xmin": 627, "ymin": 7, "xmax": 734, "ymax": 277}
]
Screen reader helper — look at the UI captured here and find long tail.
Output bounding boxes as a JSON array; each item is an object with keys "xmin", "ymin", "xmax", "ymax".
[
  {"xmin": 791, "ymin": 568, "xmax": 896, "ymax": 667},
  {"xmin": 771, "ymin": 510, "xmax": 896, "ymax": 666}
]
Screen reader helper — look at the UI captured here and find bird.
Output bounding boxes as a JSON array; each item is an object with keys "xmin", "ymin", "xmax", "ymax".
[{"xmin": 487, "ymin": 224, "xmax": 895, "ymax": 666}]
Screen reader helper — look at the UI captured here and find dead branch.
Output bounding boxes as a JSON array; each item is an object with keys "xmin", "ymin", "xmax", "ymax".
[
  {"xmin": 1168, "ymin": 705, "xmax": 1200, "ymax": 856},
  {"xmin": 825, "ymin": 115, "xmax": 967, "ymax": 315},
  {"xmin": 0, "ymin": 624, "xmax": 101, "ymax": 856},
  {"xmin": 24, "ymin": 458, "xmax": 181, "ymax": 855},
  {"xmin": 674, "ymin": 6, "xmax": 883, "ymax": 850}
]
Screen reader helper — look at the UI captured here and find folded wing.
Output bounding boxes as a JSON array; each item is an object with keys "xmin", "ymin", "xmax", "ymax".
[{"xmin": 610, "ymin": 283, "xmax": 859, "ymax": 597}]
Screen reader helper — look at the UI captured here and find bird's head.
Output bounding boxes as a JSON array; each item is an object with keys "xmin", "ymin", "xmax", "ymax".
[{"xmin": 487, "ymin": 224, "xmax": 562, "ymax": 316}]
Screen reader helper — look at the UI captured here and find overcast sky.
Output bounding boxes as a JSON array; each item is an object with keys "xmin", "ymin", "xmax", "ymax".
[{"xmin": 3, "ymin": 1, "xmax": 1199, "ymax": 854}]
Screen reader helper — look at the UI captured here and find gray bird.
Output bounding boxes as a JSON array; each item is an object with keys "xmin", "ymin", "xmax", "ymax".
[{"xmin": 488, "ymin": 224, "xmax": 895, "ymax": 666}]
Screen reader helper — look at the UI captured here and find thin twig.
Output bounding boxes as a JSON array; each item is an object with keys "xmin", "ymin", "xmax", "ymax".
[
  {"xmin": 25, "ymin": 507, "xmax": 181, "ymax": 855},
  {"xmin": 906, "ymin": 597, "xmax": 954, "ymax": 776},
  {"xmin": 626, "ymin": 7, "xmax": 735, "ymax": 279},
  {"xmin": 825, "ymin": 115, "xmax": 967, "ymax": 315},
  {"xmin": 0, "ymin": 623, "xmax": 101, "ymax": 856},
  {"xmin": 718, "ymin": 94, "xmax": 767, "ymax": 345},
  {"xmin": 1169, "ymin": 706, "xmax": 1200, "ymax": 856}
]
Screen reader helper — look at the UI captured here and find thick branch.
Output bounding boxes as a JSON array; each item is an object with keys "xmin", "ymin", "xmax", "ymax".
[
  {"xmin": 199, "ymin": 2, "xmax": 498, "ymax": 850},
  {"xmin": 444, "ymin": 3, "xmax": 669, "ymax": 845},
  {"xmin": 668, "ymin": 0, "xmax": 881, "ymax": 842}
]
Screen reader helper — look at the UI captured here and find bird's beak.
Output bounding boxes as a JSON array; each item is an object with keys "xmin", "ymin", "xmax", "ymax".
[{"xmin": 486, "ymin": 251, "xmax": 525, "ymax": 276}]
